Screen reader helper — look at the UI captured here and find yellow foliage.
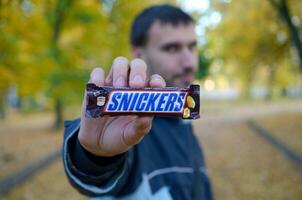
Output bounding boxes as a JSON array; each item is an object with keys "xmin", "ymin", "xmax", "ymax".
[
  {"xmin": 208, "ymin": 0, "xmax": 301, "ymax": 94},
  {"xmin": 0, "ymin": 0, "xmax": 179, "ymax": 106}
]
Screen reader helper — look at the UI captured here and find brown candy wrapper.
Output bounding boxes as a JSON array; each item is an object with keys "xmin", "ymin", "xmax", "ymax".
[{"xmin": 85, "ymin": 83, "xmax": 200, "ymax": 119}]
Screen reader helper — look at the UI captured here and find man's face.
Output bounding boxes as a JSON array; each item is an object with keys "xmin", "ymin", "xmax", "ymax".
[{"xmin": 136, "ymin": 21, "xmax": 198, "ymax": 87}]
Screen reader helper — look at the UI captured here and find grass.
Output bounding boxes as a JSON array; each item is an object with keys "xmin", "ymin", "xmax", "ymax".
[
  {"xmin": 198, "ymin": 123, "xmax": 302, "ymax": 200},
  {"xmin": 255, "ymin": 113, "xmax": 302, "ymax": 155},
  {"xmin": 0, "ymin": 110, "xmax": 84, "ymax": 199},
  {"xmin": 2, "ymin": 160, "xmax": 87, "ymax": 200},
  {"xmin": 0, "ymin": 112, "xmax": 63, "ymax": 180}
]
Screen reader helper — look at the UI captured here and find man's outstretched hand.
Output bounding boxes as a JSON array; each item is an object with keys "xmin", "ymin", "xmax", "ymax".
[{"xmin": 78, "ymin": 57, "xmax": 166, "ymax": 157}]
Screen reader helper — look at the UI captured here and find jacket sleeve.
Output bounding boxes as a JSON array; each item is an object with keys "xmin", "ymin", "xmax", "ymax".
[{"xmin": 62, "ymin": 119, "xmax": 134, "ymax": 197}]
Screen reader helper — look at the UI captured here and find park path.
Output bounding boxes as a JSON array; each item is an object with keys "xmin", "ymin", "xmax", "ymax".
[
  {"xmin": 199, "ymin": 99, "xmax": 302, "ymax": 123},
  {"xmin": 1, "ymin": 100, "xmax": 302, "ymax": 199}
]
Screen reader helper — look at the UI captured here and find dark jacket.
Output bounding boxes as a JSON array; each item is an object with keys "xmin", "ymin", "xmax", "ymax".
[{"xmin": 63, "ymin": 117, "xmax": 213, "ymax": 200}]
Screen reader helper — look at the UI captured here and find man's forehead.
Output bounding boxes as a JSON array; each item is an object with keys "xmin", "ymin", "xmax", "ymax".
[{"xmin": 147, "ymin": 21, "xmax": 196, "ymax": 45}]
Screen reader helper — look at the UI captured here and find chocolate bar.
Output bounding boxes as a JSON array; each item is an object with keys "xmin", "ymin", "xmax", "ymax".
[{"xmin": 85, "ymin": 83, "xmax": 200, "ymax": 119}]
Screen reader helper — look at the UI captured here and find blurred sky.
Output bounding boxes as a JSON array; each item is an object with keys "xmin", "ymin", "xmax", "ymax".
[
  {"xmin": 178, "ymin": 0, "xmax": 221, "ymax": 44},
  {"xmin": 179, "ymin": 0, "xmax": 209, "ymax": 12}
]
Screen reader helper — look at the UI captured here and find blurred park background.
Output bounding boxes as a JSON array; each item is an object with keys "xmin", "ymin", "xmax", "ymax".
[{"xmin": 0, "ymin": 0, "xmax": 302, "ymax": 199}]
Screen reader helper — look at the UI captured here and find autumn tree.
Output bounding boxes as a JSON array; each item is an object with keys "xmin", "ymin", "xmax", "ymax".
[
  {"xmin": 0, "ymin": 0, "xmax": 46, "ymax": 117},
  {"xmin": 268, "ymin": 0, "xmax": 302, "ymax": 72},
  {"xmin": 208, "ymin": 0, "xmax": 299, "ymax": 98},
  {"xmin": 0, "ymin": 0, "xmax": 177, "ymax": 124},
  {"xmin": 43, "ymin": 0, "xmax": 172, "ymax": 128}
]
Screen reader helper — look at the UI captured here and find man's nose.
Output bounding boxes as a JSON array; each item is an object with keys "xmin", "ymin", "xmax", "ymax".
[{"xmin": 180, "ymin": 47, "xmax": 197, "ymax": 69}]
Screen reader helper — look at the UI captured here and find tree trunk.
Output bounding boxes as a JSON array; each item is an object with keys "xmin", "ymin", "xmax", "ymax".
[
  {"xmin": 54, "ymin": 98, "xmax": 63, "ymax": 129},
  {"xmin": 0, "ymin": 95, "xmax": 5, "ymax": 120},
  {"xmin": 269, "ymin": 0, "xmax": 302, "ymax": 72},
  {"xmin": 242, "ymin": 64, "xmax": 256, "ymax": 99},
  {"xmin": 242, "ymin": 74, "xmax": 253, "ymax": 99},
  {"xmin": 266, "ymin": 64, "xmax": 277, "ymax": 100},
  {"xmin": 50, "ymin": 0, "xmax": 74, "ymax": 130}
]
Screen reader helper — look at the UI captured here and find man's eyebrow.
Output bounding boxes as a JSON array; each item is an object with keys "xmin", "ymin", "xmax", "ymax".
[
  {"xmin": 160, "ymin": 40, "xmax": 197, "ymax": 48},
  {"xmin": 160, "ymin": 42, "xmax": 182, "ymax": 48}
]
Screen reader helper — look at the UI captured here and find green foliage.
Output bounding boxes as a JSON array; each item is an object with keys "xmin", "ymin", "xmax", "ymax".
[{"xmin": 197, "ymin": 53, "xmax": 211, "ymax": 80}]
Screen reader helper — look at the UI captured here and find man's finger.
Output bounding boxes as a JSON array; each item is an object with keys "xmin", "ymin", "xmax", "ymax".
[
  {"xmin": 122, "ymin": 116, "xmax": 153, "ymax": 146},
  {"xmin": 149, "ymin": 74, "xmax": 166, "ymax": 88},
  {"xmin": 89, "ymin": 67, "xmax": 105, "ymax": 87},
  {"xmin": 129, "ymin": 58, "xmax": 147, "ymax": 88},
  {"xmin": 112, "ymin": 57, "xmax": 129, "ymax": 87},
  {"xmin": 79, "ymin": 67, "xmax": 106, "ymax": 150},
  {"xmin": 105, "ymin": 67, "xmax": 113, "ymax": 86}
]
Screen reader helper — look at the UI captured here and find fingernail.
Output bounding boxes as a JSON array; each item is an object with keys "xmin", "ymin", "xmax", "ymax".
[
  {"xmin": 115, "ymin": 76, "xmax": 125, "ymax": 87},
  {"xmin": 152, "ymin": 75, "xmax": 162, "ymax": 82},
  {"xmin": 132, "ymin": 75, "xmax": 143, "ymax": 85}
]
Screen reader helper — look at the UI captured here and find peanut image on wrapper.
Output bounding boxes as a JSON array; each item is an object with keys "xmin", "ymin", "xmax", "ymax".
[
  {"xmin": 187, "ymin": 96, "xmax": 195, "ymax": 109},
  {"xmin": 183, "ymin": 108, "xmax": 190, "ymax": 118}
]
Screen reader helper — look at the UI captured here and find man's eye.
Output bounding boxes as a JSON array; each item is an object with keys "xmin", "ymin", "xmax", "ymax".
[
  {"xmin": 163, "ymin": 45, "xmax": 181, "ymax": 53},
  {"xmin": 188, "ymin": 44, "xmax": 197, "ymax": 51}
]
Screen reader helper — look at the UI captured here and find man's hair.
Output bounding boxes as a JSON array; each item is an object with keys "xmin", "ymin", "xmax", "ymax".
[{"xmin": 130, "ymin": 4, "xmax": 194, "ymax": 47}]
